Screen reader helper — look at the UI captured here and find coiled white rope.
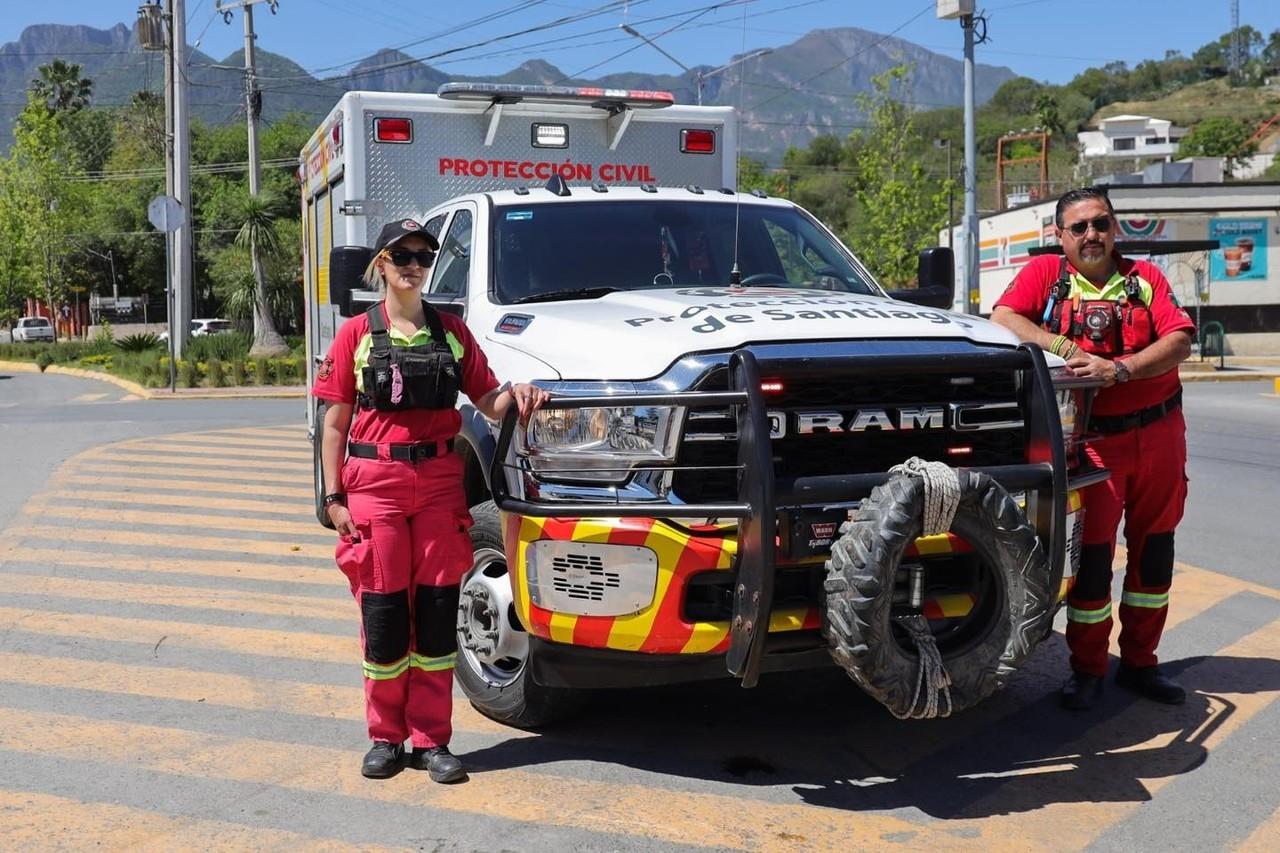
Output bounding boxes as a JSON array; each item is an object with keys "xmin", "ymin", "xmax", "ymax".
[
  {"xmin": 890, "ymin": 457, "xmax": 961, "ymax": 536},
  {"xmin": 886, "ymin": 457, "xmax": 961, "ymax": 719}
]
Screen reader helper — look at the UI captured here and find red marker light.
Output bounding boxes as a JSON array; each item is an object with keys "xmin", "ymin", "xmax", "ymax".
[
  {"xmin": 681, "ymin": 129, "xmax": 716, "ymax": 154},
  {"xmin": 761, "ymin": 378, "xmax": 784, "ymax": 394},
  {"xmin": 946, "ymin": 446, "xmax": 974, "ymax": 456},
  {"xmin": 374, "ymin": 117, "xmax": 413, "ymax": 143}
]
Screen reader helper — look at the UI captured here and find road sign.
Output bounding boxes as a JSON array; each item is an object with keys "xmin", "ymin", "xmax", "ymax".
[{"xmin": 147, "ymin": 195, "xmax": 185, "ymax": 233}]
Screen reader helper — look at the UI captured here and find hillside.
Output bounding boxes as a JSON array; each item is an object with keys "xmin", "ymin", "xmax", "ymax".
[
  {"xmin": 0, "ymin": 22, "xmax": 1018, "ymax": 161},
  {"xmin": 1092, "ymin": 78, "xmax": 1280, "ymax": 135}
]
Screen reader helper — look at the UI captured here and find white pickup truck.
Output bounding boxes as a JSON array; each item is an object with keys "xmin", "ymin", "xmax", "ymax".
[{"xmin": 306, "ymin": 84, "xmax": 1101, "ymax": 727}]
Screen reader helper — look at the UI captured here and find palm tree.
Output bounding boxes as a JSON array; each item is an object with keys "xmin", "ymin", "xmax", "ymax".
[
  {"xmin": 234, "ymin": 193, "xmax": 289, "ymax": 357},
  {"xmin": 30, "ymin": 60, "xmax": 93, "ymax": 113}
]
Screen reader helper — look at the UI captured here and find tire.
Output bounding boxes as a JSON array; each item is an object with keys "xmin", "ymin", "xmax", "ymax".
[
  {"xmin": 454, "ymin": 500, "xmax": 587, "ymax": 728},
  {"xmin": 823, "ymin": 469, "xmax": 1053, "ymax": 717},
  {"xmin": 313, "ymin": 401, "xmax": 334, "ymax": 529}
]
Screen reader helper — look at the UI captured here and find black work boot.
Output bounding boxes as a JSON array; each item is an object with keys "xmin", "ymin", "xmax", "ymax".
[
  {"xmin": 361, "ymin": 741, "xmax": 405, "ymax": 778},
  {"xmin": 411, "ymin": 745, "xmax": 468, "ymax": 783},
  {"xmin": 1116, "ymin": 664, "xmax": 1186, "ymax": 705},
  {"xmin": 1060, "ymin": 670, "xmax": 1104, "ymax": 711}
]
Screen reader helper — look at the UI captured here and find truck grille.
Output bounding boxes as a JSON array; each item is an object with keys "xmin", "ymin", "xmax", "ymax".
[{"xmin": 672, "ymin": 366, "xmax": 1025, "ymax": 506}]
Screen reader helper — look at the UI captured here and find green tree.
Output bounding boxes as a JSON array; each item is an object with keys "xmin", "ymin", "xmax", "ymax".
[
  {"xmin": 6, "ymin": 93, "xmax": 86, "ymax": 338},
  {"xmin": 1178, "ymin": 117, "xmax": 1257, "ymax": 173},
  {"xmin": 233, "ymin": 192, "xmax": 290, "ymax": 356},
  {"xmin": 30, "ymin": 59, "xmax": 93, "ymax": 113},
  {"xmin": 844, "ymin": 66, "xmax": 948, "ymax": 287},
  {"xmin": 0, "ymin": 158, "xmax": 35, "ymax": 328}
]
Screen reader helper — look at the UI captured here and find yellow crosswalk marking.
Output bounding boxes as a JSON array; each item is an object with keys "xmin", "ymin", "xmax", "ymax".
[
  {"xmin": 0, "ymin": 546, "xmax": 336, "ymax": 586},
  {"xmin": 111, "ymin": 441, "xmax": 312, "ymax": 462},
  {"xmin": 958, "ymin": 617, "xmax": 1280, "ymax": 847},
  {"xmin": 1236, "ymin": 804, "xmax": 1280, "ymax": 852},
  {"xmin": 75, "ymin": 462, "xmax": 305, "ymax": 486},
  {"xmin": 0, "ymin": 790, "xmax": 402, "ymax": 852},
  {"xmin": 0, "ymin": 652, "xmax": 524, "ymax": 739},
  {"xmin": 132, "ymin": 434, "xmax": 308, "ymax": 451},
  {"xmin": 204, "ymin": 426, "xmax": 307, "ymax": 440},
  {"xmin": 77, "ymin": 450, "xmax": 310, "ymax": 473},
  {"xmin": 0, "ymin": 605, "xmax": 357, "ymax": 662},
  {"xmin": 2, "ymin": 573, "xmax": 349, "ymax": 621},
  {"xmin": 71, "ymin": 393, "xmax": 110, "ymax": 403},
  {"xmin": 0, "ymin": 707, "xmax": 1019, "ymax": 850},
  {"xmin": 18, "ymin": 525, "xmax": 331, "ymax": 560},
  {"xmin": 56, "ymin": 473, "xmax": 312, "ymax": 499},
  {"xmin": 43, "ymin": 488, "xmax": 313, "ymax": 516},
  {"xmin": 23, "ymin": 503, "xmax": 324, "ymax": 538}
]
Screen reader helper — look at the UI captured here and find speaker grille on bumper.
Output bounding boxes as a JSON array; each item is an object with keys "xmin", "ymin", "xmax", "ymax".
[{"xmin": 528, "ymin": 541, "xmax": 659, "ymax": 617}]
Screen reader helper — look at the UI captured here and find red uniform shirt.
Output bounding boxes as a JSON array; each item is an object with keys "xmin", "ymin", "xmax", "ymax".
[
  {"xmin": 312, "ymin": 306, "xmax": 500, "ymax": 444},
  {"xmin": 996, "ymin": 253, "xmax": 1195, "ymax": 416}
]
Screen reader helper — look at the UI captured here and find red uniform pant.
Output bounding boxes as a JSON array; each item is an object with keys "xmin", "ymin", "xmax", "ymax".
[
  {"xmin": 335, "ymin": 449, "xmax": 472, "ymax": 748},
  {"xmin": 1068, "ymin": 408, "xmax": 1187, "ymax": 677}
]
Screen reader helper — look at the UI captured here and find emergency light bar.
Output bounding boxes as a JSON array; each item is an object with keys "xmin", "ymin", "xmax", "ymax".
[{"xmin": 438, "ymin": 82, "xmax": 675, "ymax": 110}]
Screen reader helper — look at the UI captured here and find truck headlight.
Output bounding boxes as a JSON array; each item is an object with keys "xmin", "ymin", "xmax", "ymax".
[{"xmin": 517, "ymin": 404, "xmax": 685, "ymax": 484}]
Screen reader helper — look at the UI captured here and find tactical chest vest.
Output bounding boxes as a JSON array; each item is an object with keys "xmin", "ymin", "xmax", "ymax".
[
  {"xmin": 356, "ymin": 301, "xmax": 461, "ymax": 411},
  {"xmin": 1042, "ymin": 257, "xmax": 1157, "ymax": 358}
]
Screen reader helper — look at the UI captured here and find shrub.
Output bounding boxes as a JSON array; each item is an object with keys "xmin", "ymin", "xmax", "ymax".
[
  {"xmin": 231, "ymin": 359, "xmax": 247, "ymax": 386},
  {"xmin": 90, "ymin": 321, "xmax": 115, "ymax": 354},
  {"xmin": 178, "ymin": 359, "xmax": 199, "ymax": 388},
  {"xmin": 115, "ymin": 333, "xmax": 162, "ymax": 353},
  {"xmin": 35, "ymin": 351, "xmax": 53, "ymax": 371},
  {"xmin": 79, "ymin": 353, "xmax": 114, "ymax": 368},
  {"xmin": 207, "ymin": 358, "xmax": 226, "ymax": 387},
  {"xmin": 253, "ymin": 357, "xmax": 270, "ymax": 385},
  {"xmin": 188, "ymin": 331, "xmax": 251, "ymax": 362}
]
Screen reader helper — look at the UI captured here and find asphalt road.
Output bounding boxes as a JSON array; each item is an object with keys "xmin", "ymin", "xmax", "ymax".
[{"xmin": 0, "ymin": 371, "xmax": 1276, "ymax": 851}]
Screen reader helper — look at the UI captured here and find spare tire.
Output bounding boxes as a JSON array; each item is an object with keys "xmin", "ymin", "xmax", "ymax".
[{"xmin": 823, "ymin": 469, "xmax": 1054, "ymax": 717}]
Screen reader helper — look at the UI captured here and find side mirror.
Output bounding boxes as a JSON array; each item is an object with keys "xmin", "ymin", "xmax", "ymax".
[
  {"xmin": 886, "ymin": 247, "xmax": 955, "ymax": 310},
  {"xmin": 329, "ymin": 246, "xmax": 373, "ymax": 318}
]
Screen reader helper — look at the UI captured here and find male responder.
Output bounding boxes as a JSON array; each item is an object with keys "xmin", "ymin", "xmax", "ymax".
[{"xmin": 992, "ymin": 186, "xmax": 1195, "ymax": 711}]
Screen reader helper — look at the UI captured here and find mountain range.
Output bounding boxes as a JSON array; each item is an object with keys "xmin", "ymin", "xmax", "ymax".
[{"xmin": 0, "ymin": 22, "xmax": 1018, "ymax": 161}]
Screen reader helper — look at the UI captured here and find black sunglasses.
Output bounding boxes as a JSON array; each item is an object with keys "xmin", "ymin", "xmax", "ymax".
[
  {"xmin": 1065, "ymin": 215, "xmax": 1112, "ymax": 237},
  {"xmin": 386, "ymin": 248, "xmax": 436, "ymax": 267}
]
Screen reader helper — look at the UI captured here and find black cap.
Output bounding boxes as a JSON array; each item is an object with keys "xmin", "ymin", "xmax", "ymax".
[{"xmin": 372, "ymin": 218, "xmax": 440, "ymax": 255}]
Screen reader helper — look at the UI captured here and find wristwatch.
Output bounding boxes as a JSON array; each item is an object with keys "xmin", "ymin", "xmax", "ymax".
[
  {"xmin": 323, "ymin": 492, "xmax": 347, "ymax": 507},
  {"xmin": 1114, "ymin": 360, "xmax": 1131, "ymax": 383}
]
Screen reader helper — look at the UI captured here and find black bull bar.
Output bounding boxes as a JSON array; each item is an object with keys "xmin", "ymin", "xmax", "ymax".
[{"xmin": 491, "ymin": 343, "xmax": 1073, "ymax": 688}]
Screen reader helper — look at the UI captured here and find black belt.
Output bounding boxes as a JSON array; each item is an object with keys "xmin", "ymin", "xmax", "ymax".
[
  {"xmin": 1088, "ymin": 390, "xmax": 1182, "ymax": 436},
  {"xmin": 347, "ymin": 439, "xmax": 454, "ymax": 462}
]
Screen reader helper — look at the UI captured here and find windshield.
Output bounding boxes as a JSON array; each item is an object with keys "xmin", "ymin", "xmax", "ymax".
[
  {"xmin": 22, "ymin": 318, "xmax": 50, "ymax": 328},
  {"xmin": 491, "ymin": 200, "xmax": 879, "ymax": 304}
]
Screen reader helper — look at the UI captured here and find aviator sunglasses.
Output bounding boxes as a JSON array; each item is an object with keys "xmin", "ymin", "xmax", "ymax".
[
  {"xmin": 386, "ymin": 248, "xmax": 436, "ymax": 267},
  {"xmin": 1065, "ymin": 215, "xmax": 1112, "ymax": 237}
]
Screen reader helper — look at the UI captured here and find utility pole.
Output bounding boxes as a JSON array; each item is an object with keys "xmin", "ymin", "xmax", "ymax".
[
  {"xmin": 217, "ymin": 0, "xmax": 287, "ymax": 356},
  {"xmin": 937, "ymin": 1, "xmax": 979, "ymax": 313},
  {"xmin": 172, "ymin": 0, "xmax": 192, "ymax": 357},
  {"xmin": 137, "ymin": 1, "xmax": 192, "ymax": 357},
  {"xmin": 620, "ymin": 24, "xmax": 770, "ymax": 106}
]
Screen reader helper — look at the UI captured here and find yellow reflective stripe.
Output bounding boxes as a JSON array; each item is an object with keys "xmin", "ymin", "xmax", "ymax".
[
  {"xmin": 362, "ymin": 656, "xmax": 409, "ymax": 680},
  {"xmin": 352, "ymin": 327, "xmax": 466, "ymax": 393},
  {"xmin": 1068, "ymin": 271, "xmax": 1155, "ymax": 305},
  {"xmin": 1067, "ymin": 602, "xmax": 1112, "ymax": 624},
  {"xmin": 409, "ymin": 652, "xmax": 456, "ymax": 672},
  {"xmin": 1121, "ymin": 590, "xmax": 1170, "ymax": 609}
]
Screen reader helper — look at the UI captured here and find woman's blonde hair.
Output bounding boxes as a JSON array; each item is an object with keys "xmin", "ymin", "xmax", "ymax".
[{"xmin": 363, "ymin": 250, "xmax": 388, "ymax": 291}]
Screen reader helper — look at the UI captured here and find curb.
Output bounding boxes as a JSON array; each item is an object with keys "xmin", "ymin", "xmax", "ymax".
[
  {"xmin": 0, "ymin": 360, "xmax": 307, "ymax": 400},
  {"xmin": 1179, "ymin": 370, "xmax": 1280, "ymax": 383}
]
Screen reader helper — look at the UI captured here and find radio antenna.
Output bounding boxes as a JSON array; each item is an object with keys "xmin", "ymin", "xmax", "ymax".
[{"xmin": 729, "ymin": 2, "xmax": 749, "ymax": 286}]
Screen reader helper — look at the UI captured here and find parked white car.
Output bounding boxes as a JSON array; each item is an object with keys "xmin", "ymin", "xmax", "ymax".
[
  {"xmin": 11, "ymin": 316, "xmax": 54, "ymax": 343},
  {"xmin": 159, "ymin": 318, "xmax": 234, "ymax": 342}
]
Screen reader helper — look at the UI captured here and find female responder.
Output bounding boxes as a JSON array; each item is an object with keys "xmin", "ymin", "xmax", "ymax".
[{"xmin": 312, "ymin": 219, "xmax": 548, "ymax": 782}]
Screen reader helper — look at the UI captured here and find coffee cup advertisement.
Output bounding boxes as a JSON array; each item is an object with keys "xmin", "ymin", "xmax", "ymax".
[{"xmin": 1209, "ymin": 218, "xmax": 1267, "ymax": 282}]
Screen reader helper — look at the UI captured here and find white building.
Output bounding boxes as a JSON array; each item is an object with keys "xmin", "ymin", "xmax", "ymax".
[{"xmin": 1077, "ymin": 115, "xmax": 1187, "ymax": 180}]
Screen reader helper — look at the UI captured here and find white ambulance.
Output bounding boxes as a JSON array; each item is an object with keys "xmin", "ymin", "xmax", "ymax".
[{"xmin": 300, "ymin": 84, "xmax": 1098, "ymax": 728}]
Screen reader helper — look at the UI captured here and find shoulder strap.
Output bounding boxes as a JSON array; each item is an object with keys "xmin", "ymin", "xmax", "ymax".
[
  {"xmin": 419, "ymin": 300, "xmax": 450, "ymax": 349},
  {"xmin": 364, "ymin": 303, "xmax": 392, "ymax": 356}
]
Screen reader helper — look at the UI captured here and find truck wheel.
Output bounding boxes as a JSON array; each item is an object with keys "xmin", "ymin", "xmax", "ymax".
[
  {"xmin": 312, "ymin": 401, "xmax": 334, "ymax": 529},
  {"xmin": 454, "ymin": 500, "xmax": 586, "ymax": 728},
  {"xmin": 823, "ymin": 470, "xmax": 1053, "ymax": 716}
]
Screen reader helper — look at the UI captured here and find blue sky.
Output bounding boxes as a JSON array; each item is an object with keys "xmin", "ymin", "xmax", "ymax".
[{"xmin": 3, "ymin": 1, "xmax": 1278, "ymax": 85}]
